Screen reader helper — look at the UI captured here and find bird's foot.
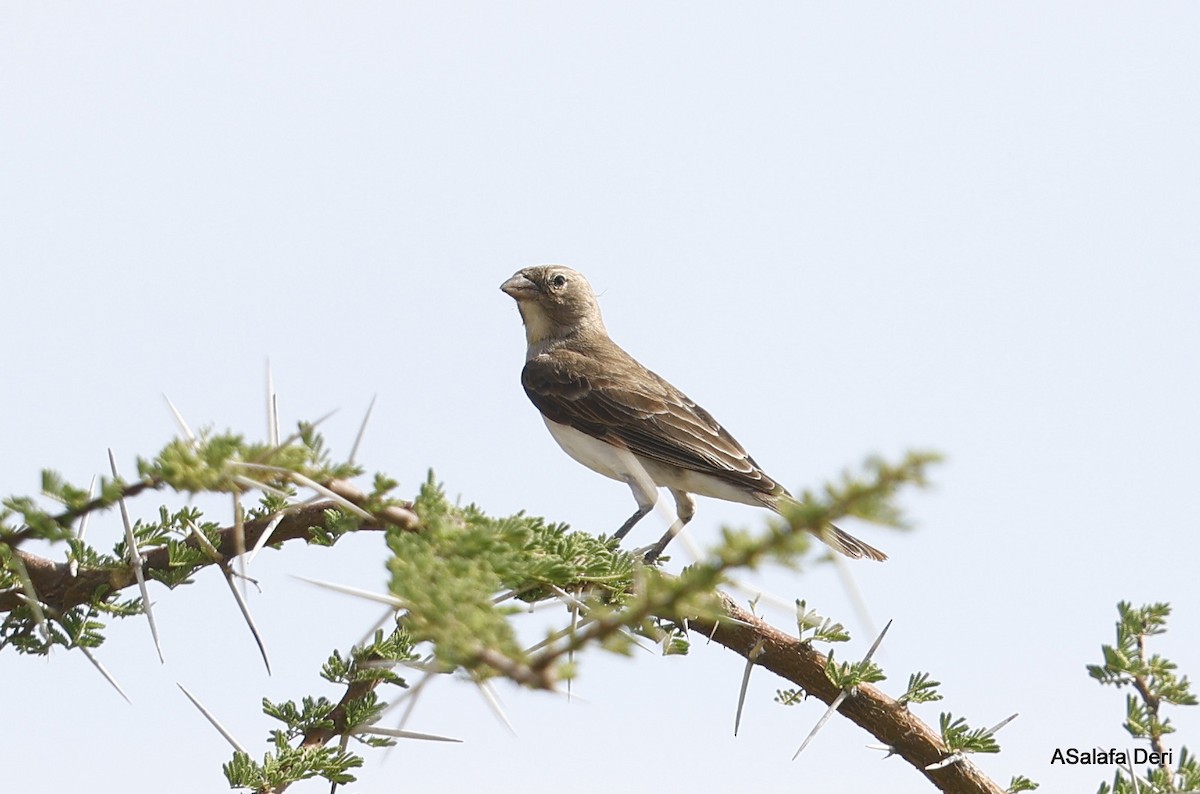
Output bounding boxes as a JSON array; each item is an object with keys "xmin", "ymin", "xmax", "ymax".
[{"xmin": 637, "ymin": 542, "xmax": 669, "ymax": 565}]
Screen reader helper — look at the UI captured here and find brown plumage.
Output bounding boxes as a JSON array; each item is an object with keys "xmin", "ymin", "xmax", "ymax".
[{"xmin": 501, "ymin": 264, "xmax": 886, "ymax": 563}]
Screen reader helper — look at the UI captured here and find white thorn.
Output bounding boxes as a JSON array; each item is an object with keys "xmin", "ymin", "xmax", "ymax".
[
  {"xmin": 549, "ymin": 584, "xmax": 589, "ymax": 612},
  {"xmin": 733, "ymin": 638, "xmax": 766, "ymax": 736},
  {"xmin": 78, "ymin": 645, "xmax": 132, "ymax": 703},
  {"xmin": 271, "ymin": 409, "xmax": 338, "ymax": 456},
  {"xmin": 833, "ymin": 552, "xmax": 879, "ymax": 644},
  {"xmin": 230, "ymin": 475, "xmax": 293, "ymax": 500},
  {"xmin": 349, "ymin": 395, "xmax": 377, "ymax": 465},
  {"xmin": 491, "ymin": 587, "xmax": 527, "ymax": 605},
  {"xmin": 292, "ymin": 575, "xmax": 408, "ymax": 609},
  {"xmin": 232, "ymin": 492, "xmax": 247, "ymax": 595},
  {"xmin": 522, "ymin": 616, "xmax": 598, "ymax": 655},
  {"xmin": 221, "ymin": 567, "xmax": 271, "ymax": 674},
  {"xmin": 162, "ymin": 394, "xmax": 196, "ymax": 442},
  {"xmin": 355, "ymin": 726, "xmax": 462, "ymax": 743},
  {"xmin": 925, "ymin": 752, "xmax": 965, "ymax": 770},
  {"xmin": 866, "ymin": 743, "xmax": 899, "ymax": 759},
  {"xmin": 10, "ymin": 559, "xmax": 50, "ymax": 643},
  {"xmin": 379, "ymin": 669, "xmax": 439, "ymax": 760},
  {"xmin": 177, "ymin": 684, "xmax": 248, "ymax": 754},
  {"xmin": 109, "ymin": 449, "xmax": 164, "ymax": 664},
  {"xmin": 70, "ymin": 475, "xmax": 99, "ymax": 577},
  {"xmin": 475, "ymin": 679, "xmax": 517, "ymax": 736},
  {"xmin": 287, "ymin": 472, "xmax": 374, "ymax": 520},
  {"xmin": 266, "ymin": 361, "xmax": 279, "ymax": 447},
  {"xmin": 861, "ymin": 618, "xmax": 893, "ymax": 665},
  {"xmin": 380, "ymin": 666, "xmax": 437, "ymax": 725},
  {"xmin": 185, "ymin": 519, "xmax": 224, "ymax": 562},
  {"xmin": 233, "ymin": 463, "xmax": 373, "ymax": 521},
  {"xmin": 795, "ymin": 617, "xmax": 892, "ymax": 758},
  {"xmin": 792, "ymin": 689, "xmax": 849, "ymax": 759},
  {"xmin": 356, "ymin": 609, "xmax": 395, "ymax": 647},
  {"xmin": 245, "ymin": 508, "xmax": 294, "ymax": 564},
  {"xmin": 983, "ymin": 712, "xmax": 1019, "ymax": 738}
]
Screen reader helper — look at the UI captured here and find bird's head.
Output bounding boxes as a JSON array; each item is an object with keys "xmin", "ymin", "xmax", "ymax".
[{"xmin": 500, "ymin": 265, "xmax": 605, "ymax": 348}]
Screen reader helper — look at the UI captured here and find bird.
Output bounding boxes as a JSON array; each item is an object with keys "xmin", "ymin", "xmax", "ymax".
[{"xmin": 500, "ymin": 264, "xmax": 887, "ymax": 564}]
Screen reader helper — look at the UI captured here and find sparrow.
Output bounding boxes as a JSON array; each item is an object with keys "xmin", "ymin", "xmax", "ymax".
[{"xmin": 500, "ymin": 264, "xmax": 886, "ymax": 563}]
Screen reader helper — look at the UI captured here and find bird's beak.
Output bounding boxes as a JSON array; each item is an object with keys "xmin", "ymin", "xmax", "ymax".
[{"xmin": 500, "ymin": 272, "xmax": 538, "ymax": 300}]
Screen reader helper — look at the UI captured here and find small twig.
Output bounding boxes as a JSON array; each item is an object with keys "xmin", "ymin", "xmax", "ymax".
[
  {"xmin": 1134, "ymin": 631, "xmax": 1168, "ymax": 760},
  {"xmin": 475, "ymin": 647, "xmax": 554, "ymax": 690}
]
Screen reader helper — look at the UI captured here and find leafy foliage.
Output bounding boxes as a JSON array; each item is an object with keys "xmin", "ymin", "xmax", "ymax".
[
  {"xmin": 7, "ymin": 417, "xmax": 1052, "ymax": 794},
  {"xmin": 824, "ymin": 649, "xmax": 887, "ymax": 690},
  {"xmin": 1090, "ymin": 602, "xmax": 1198, "ymax": 794},
  {"xmin": 224, "ymin": 735, "xmax": 363, "ymax": 791},
  {"xmin": 0, "ymin": 426, "xmax": 365, "ymax": 657},
  {"xmin": 795, "ymin": 599, "xmax": 850, "ymax": 645},
  {"xmin": 775, "ymin": 688, "xmax": 806, "ymax": 706},
  {"xmin": 898, "ymin": 671, "xmax": 943, "ymax": 707},
  {"xmin": 939, "ymin": 712, "xmax": 1002, "ymax": 755}
]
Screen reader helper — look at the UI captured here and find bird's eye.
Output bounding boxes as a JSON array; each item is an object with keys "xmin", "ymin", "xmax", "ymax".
[{"xmin": 551, "ymin": 274, "xmax": 567, "ymax": 288}]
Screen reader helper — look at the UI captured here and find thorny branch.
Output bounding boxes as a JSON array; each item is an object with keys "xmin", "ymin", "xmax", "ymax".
[
  {"xmin": 0, "ymin": 480, "xmax": 418, "ymax": 616},
  {"xmin": 684, "ymin": 593, "xmax": 1007, "ymax": 794},
  {"xmin": 1132, "ymin": 631, "xmax": 1169, "ymax": 761},
  {"xmin": 3, "ymin": 469, "xmax": 1009, "ymax": 794}
]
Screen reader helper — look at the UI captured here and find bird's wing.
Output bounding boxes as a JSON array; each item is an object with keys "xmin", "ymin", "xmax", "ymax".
[{"xmin": 521, "ymin": 346, "xmax": 782, "ymax": 496}]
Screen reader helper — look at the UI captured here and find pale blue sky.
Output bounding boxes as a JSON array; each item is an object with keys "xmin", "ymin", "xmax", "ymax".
[{"xmin": 3, "ymin": 3, "xmax": 1198, "ymax": 792}]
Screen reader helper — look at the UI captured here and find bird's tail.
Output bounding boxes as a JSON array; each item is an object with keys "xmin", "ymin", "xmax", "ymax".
[
  {"xmin": 822, "ymin": 524, "xmax": 888, "ymax": 561},
  {"xmin": 764, "ymin": 494, "xmax": 888, "ymax": 562}
]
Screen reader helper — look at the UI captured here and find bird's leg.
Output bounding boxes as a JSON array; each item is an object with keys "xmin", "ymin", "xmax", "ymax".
[
  {"xmin": 643, "ymin": 489, "xmax": 695, "ymax": 564},
  {"xmin": 613, "ymin": 504, "xmax": 652, "ymax": 540},
  {"xmin": 613, "ymin": 476, "xmax": 658, "ymax": 541}
]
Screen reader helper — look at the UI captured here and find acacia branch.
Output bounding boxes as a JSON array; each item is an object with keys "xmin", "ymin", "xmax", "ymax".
[
  {"xmin": 300, "ymin": 673, "xmax": 384, "ymax": 749},
  {"xmin": 0, "ymin": 480, "xmax": 419, "ymax": 616},
  {"xmin": 3, "ymin": 479, "xmax": 161, "ymax": 547},
  {"xmin": 297, "ymin": 586, "xmax": 1009, "ymax": 793},
  {"xmin": 683, "ymin": 593, "xmax": 1007, "ymax": 794}
]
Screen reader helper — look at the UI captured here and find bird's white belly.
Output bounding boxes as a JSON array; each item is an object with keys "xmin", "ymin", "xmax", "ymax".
[
  {"xmin": 542, "ymin": 418, "xmax": 763, "ymax": 508},
  {"xmin": 641, "ymin": 461, "xmax": 764, "ymax": 507},
  {"xmin": 543, "ymin": 418, "xmax": 644, "ymax": 483}
]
